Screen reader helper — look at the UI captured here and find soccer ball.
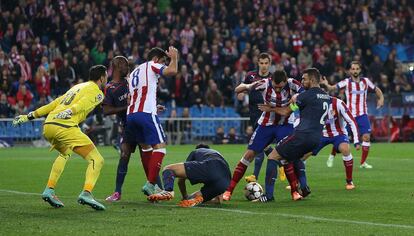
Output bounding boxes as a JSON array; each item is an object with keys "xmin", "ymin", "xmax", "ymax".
[{"xmin": 244, "ymin": 182, "xmax": 263, "ymax": 201}]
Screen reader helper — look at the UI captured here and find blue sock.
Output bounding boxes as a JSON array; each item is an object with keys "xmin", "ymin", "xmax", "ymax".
[
  {"xmin": 253, "ymin": 152, "xmax": 265, "ymax": 179},
  {"xmin": 115, "ymin": 157, "xmax": 129, "ymax": 193},
  {"xmin": 156, "ymin": 175, "xmax": 163, "ymax": 190},
  {"xmin": 162, "ymin": 169, "xmax": 175, "ymax": 191},
  {"xmin": 265, "ymin": 159, "xmax": 278, "ymax": 199},
  {"xmin": 294, "ymin": 160, "xmax": 307, "ymax": 189}
]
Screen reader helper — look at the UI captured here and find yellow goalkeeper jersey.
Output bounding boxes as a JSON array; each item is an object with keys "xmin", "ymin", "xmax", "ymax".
[{"xmin": 35, "ymin": 81, "xmax": 104, "ymax": 127}]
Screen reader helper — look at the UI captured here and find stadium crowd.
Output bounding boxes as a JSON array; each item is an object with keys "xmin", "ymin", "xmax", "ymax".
[{"xmin": 1, "ymin": 0, "xmax": 414, "ymax": 119}]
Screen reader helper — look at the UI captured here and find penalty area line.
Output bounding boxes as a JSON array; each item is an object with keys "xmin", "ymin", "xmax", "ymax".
[{"xmin": 1, "ymin": 189, "xmax": 413, "ymax": 230}]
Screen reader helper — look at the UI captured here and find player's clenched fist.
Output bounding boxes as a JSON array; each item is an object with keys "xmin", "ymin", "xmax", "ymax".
[{"xmin": 54, "ymin": 109, "xmax": 73, "ymax": 119}]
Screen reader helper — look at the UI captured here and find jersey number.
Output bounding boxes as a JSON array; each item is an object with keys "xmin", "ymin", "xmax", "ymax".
[
  {"xmin": 61, "ymin": 91, "xmax": 77, "ymax": 105},
  {"xmin": 320, "ymin": 102, "xmax": 329, "ymax": 125},
  {"xmin": 131, "ymin": 69, "xmax": 140, "ymax": 88}
]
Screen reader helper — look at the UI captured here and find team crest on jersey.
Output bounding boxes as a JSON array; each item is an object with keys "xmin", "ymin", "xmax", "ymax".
[{"xmin": 96, "ymin": 94, "xmax": 103, "ymax": 102}]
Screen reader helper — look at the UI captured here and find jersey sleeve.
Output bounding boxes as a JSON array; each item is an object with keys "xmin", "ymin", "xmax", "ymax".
[
  {"xmin": 69, "ymin": 88, "xmax": 104, "ymax": 115},
  {"xmin": 364, "ymin": 78, "xmax": 376, "ymax": 91},
  {"xmin": 243, "ymin": 72, "xmax": 254, "ymax": 84},
  {"xmin": 336, "ymin": 79, "xmax": 348, "ymax": 90},
  {"xmin": 102, "ymin": 86, "xmax": 115, "ymax": 106},
  {"xmin": 34, "ymin": 95, "xmax": 64, "ymax": 117},
  {"xmin": 295, "ymin": 91, "xmax": 307, "ymax": 110},
  {"xmin": 151, "ymin": 63, "xmax": 166, "ymax": 77},
  {"xmin": 339, "ymin": 100, "xmax": 360, "ymax": 143},
  {"xmin": 288, "ymin": 78, "xmax": 304, "ymax": 93}
]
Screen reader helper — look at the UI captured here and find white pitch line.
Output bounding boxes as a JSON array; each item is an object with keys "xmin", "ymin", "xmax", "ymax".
[{"xmin": 1, "ymin": 189, "xmax": 413, "ymax": 230}]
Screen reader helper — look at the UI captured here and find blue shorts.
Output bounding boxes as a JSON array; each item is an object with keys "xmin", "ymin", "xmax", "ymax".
[
  {"xmin": 353, "ymin": 114, "xmax": 371, "ymax": 135},
  {"xmin": 248, "ymin": 124, "xmax": 294, "ymax": 153},
  {"xmin": 126, "ymin": 112, "xmax": 166, "ymax": 145},
  {"xmin": 276, "ymin": 132, "xmax": 320, "ymax": 161},
  {"xmin": 184, "ymin": 158, "xmax": 231, "ymax": 202},
  {"xmin": 312, "ymin": 134, "xmax": 349, "ymax": 156}
]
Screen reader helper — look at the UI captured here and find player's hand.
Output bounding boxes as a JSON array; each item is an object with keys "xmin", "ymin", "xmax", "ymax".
[
  {"xmin": 258, "ymin": 102, "xmax": 273, "ymax": 112},
  {"xmin": 249, "ymin": 80, "xmax": 266, "ymax": 90},
  {"xmin": 320, "ymin": 76, "xmax": 328, "ymax": 86},
  {"xmin": 376, "ymin": 99, "xmax": 384, "ymax": 109},
  {"xmin": 12, "ymin": 115, "xmax": 29, "ymax": 127},
  {"xmin": 166, "ymin": 46, "xmax": 178, "ymax": 59},
  {"xmin": 156, "ymin": 105, "xmax": 166, "ymax": 114},
  {"xmin": 354, "ymin": 143, "xmax": 361, "ymax": 150},
  {"xmin": 54, "ymin": 109, "xmax": 73, "ymax": 119},
  {"xmin": 291, "ymin": 93, "xmax": 299, "ymax": 103}
]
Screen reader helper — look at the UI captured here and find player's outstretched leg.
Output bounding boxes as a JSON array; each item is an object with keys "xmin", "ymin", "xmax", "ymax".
[
  {"xmin": 360, "ymin": 140, "xmax": 372, "ymax": 169},
  {"xmin": 223, "ymin": 154, "xmax": 252, "ymax": 201},
  {"xmin": 259, "ymin": 159, "xmax": 278, "ymax": 202},
  {"xmin": 106, "ymin": 149, "xmax": 130, "ymax": 202},
  {"xmin": 327, "ymin": 147, "xmax": 336, "ymax": 167},
  {"xmin": 42, "ymin": 153, "xmax": 70, "ymax": 208},
  {"xmin": 283, "ymin": 162, "xmax": 303, "ymax": 201},
  {"xmin": 293, "ymin": 160, "xmax": 310, "ymax": 198},
  {"xmin": 75, "ymin": 145, "xmax": 106, "ymax": 210}
]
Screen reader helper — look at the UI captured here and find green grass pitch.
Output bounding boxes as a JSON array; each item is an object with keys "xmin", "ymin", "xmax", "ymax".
[{"xmin": 1, "ymin": 143, "xmax": 413, "ymax": 235}]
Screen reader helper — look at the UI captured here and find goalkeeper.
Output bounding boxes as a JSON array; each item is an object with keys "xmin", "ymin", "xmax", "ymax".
[{"xmin": 13, "ymin": 65, "xmax": 108, "ymax": 210}]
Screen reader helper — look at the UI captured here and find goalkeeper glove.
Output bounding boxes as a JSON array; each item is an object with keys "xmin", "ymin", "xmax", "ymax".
[
  {"xmin": 54, "ymin": 109, "xmax": 73, "ymax": 119},
  {"xmin": 12, "ymin": 112, "xmax": 35, "ymax": 127}
]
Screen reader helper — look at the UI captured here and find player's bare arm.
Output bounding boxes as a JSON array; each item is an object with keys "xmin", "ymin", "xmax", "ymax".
[
  {"xmin": 177, "ymin": 178, "xmax": 188, "ymax": 199},
  {"xmin": 234, "ymin": 80, "xmax": 265, "ymax": 93},
  {"xmin": 375, "ymin": 87, "xmax": 384, "ymax": 109},
  {"xmin": 320, "ymin": 76, "xmax": 337, "ymax": 92},
  {"xmin": 102, "ymin": 104, "xmax": 127, "ymax": 116},
  {"xmin": 257, "ymin": 101, "xmax": 294, "ymax": 116},
  {"xmin": 162, "ymin": 46, "xmax": 179, "ymax": 77}
]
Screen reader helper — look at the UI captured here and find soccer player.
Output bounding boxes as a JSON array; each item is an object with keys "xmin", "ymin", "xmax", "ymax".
[
  {"xmin": 147, "ymin": 144, "xmax": 231, "ymax": 208},
  {"xmin": 260, "ymin": 68, "xmax": 331, "ymax": 200},
  {"xmin": 223, "ymin": 69, "xmax": 303, "ymax": 201},
  {"xmin": 127, "ymin": 46, "xmax": 178, "ymax": 195},
  {"xmin": 104, "ymin": 56, "xmax": 164, "ymax": 202},
  {"xmin": 239, "ymin": 53, "xmax": 273, "ymax": 182},
  {"xmin": 320, "ymin": 61, "xmax": 384, "ymax": 168},
  {"xmin": 13, "ymin": 65, "xmax": 108, "ymax": 210},
  {"xmin": 303, "ymin": 96, "xmax": 361, "ymax": 190}
]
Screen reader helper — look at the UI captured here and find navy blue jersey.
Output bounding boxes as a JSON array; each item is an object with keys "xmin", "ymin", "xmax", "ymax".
[
  {"xmin": 243, "ymin": 71, "xmax": 272, "ymax": 126},
  {"xmin": 186, "ymin": 148, "xmax": 229, "ymax": 167},
  {"xmin": 103, "ymin": 79, "xmax": 129, "ymax": 124},
  {"xmin": 295, "ymin": 87, "xmax": 331, "ymax": 135}
]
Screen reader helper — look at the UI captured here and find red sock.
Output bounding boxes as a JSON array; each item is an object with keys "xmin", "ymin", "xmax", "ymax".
[
  {"xmin": 343, "ymin": 159, "xmax": 353, "ymax": 183},
  {"xmin": 330, "ymin": 147, "xmax": 337, "ymax": 156},
  {"xmin": 148, "ymin": 149, "xmax": 165, "ymax": 184},
  {"xmin": 284, "ymin": 162, "xmax": 298, "ymax": 193},
  {"xmin": 361, "ymin": 142, "xmax": 370, "ymax": 164},
  {"xmin": 140, "ymin": 148, "xmax": 153, "ymax": 178},
  {"xmin": 226, "ymin": 160, "xmax": 249, "ymax": 193}
]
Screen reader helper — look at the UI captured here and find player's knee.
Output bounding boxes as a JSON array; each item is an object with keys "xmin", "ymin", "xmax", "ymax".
[
  {"xmin": 120, "ymin": 151, "xmax": 130, "ymax": 160},
  {"xmin": 244, "ymin": 150, "xmax": 255, "ymax": 162},
  {"xmin": 362, "ymin": 134, "xmax": 370, "ymax": 142}
]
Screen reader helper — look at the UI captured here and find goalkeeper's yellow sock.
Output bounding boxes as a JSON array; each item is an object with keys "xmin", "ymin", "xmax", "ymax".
[
  {"xmin": 83, "ymin": 148, "xmax": 104, "ymax": 192},
  {"xmin": 47, "ymin": 154, "xmax": 70, "ymax": 188}
]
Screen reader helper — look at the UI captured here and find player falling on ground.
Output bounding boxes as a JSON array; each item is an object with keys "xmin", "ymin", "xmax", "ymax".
[
  {"xmin": 223, "ymin": 70, "xmax": 303, "ymax": 202},
  {"xmin": 127, "ymin": 46, "xmax": 178, "ymax": 196},
  {"xmin": 261, "ymin": 68, "xmax": 331, "ymax": 200},
  {"xmin": 303, "ymin": 96, "xmax": 361, "ymax": 190},
  {"xmin": 238, "ymin": 53, "xmax": 277, "ymax": 182},
  {"xmin": 147, "ymin": 144, "xmax": 231, "ymax": 207},
  {"xmin": 13, "ymin": 65, "xmax": 108, "ymax": 210},
  {"xmin": 320, "ymin": 61, "xmax": 384, "ymax": 168}
]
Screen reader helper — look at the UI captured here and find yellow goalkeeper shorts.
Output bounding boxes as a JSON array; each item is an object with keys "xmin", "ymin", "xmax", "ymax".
[{"xmin": 43, "ymin": 123, "xmax": 94, "ymax": 154}]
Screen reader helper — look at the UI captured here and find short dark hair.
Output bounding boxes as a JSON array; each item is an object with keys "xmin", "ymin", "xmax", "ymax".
[
  {"xmin": 273, "ymin": 70, "xmax": 287, "ymax": 84},
  {"xmin": 349, "ymin": 61, "xmax": 362, "ymax": 69},
  {"xmin": 258, "ymin": 52, "xmax": 271, "ymax": 61},
  {"xmin": 148, "ymin": 47, "xmax": 167, "ymax": 61},
  {"xmin": 89, "ymin": 65, "xmax": 107, "ymax": 81},
  {"xmin": 303, "ymin": 67, "xmax": 321, "ymax": 82},
  {"xmin": 195, "ymin": 143, "xmax": 210, "ymax": 149}
]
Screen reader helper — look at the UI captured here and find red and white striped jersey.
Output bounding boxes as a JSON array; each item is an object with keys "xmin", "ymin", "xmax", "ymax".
[
  {"xmin": 257, "ymin": 78, "xmax": 303, "ymax": 126},
  {"xmin": 323, "ymin": 97, "xmax": 360, "ymax": 144},
  {"xmin": 127, "ymin": 61, "xmax": 165, "ymax": 115},
  {"xmin": 337, "ymin": 77, "xmax": 376, "ymax": 117}
]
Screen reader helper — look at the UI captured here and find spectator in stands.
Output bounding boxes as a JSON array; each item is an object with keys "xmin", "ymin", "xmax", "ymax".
[
  {"xmin": 213, "ymin": 127, "xmax": 228, "ymax": 145},
  {"xmin": 394, "ymin": 67, "xmax": 412, "ymax": 94},
  {"xmin": 15, "ymin": 85, "xmax": 33, "ymax": 110},
  {"xmin": 17, "ymin": 55, "xmax": 31, "ymax": 82},
  {"xmin": 205, "ymin": 82, "xmax": 224, "ymax": 107},
  {"xmin": 157, "ymin": 77, "xmax": 171, "ymax": 104},
  {"xmin": 57, "ymin": 58, "xmax": 76, "ymax": 90},
  {"xmin": 0, "ymin": 93, "xmax": 14, "ymax": 118},
  {"xmin": 218, "ymin": 66, "xmax": 234, "ymax": 105},
  {"xmin": 241, "ymin": 125, "xmax": 254, "ymax": 144},
  {"xmin": 188, "ymin": 84, "xmax": 204, "ymax": 107},
  {"xmin": 34, "ymin": 66, "xmax": 51, "ymax": 99},
  {"xmin": 378, "ymin": 73, "xmax": 393, "ymax": 97},
  {"xmin": 181, "ymin": 107, "xmax": 192, "ymax": 144},
  {"xmin": 226, "ymin": 127, "xmax": 241, "ymax": 144},
  {"xmin": 166, "ymin": 109, "xmax": 181, "ymax": 145}
]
